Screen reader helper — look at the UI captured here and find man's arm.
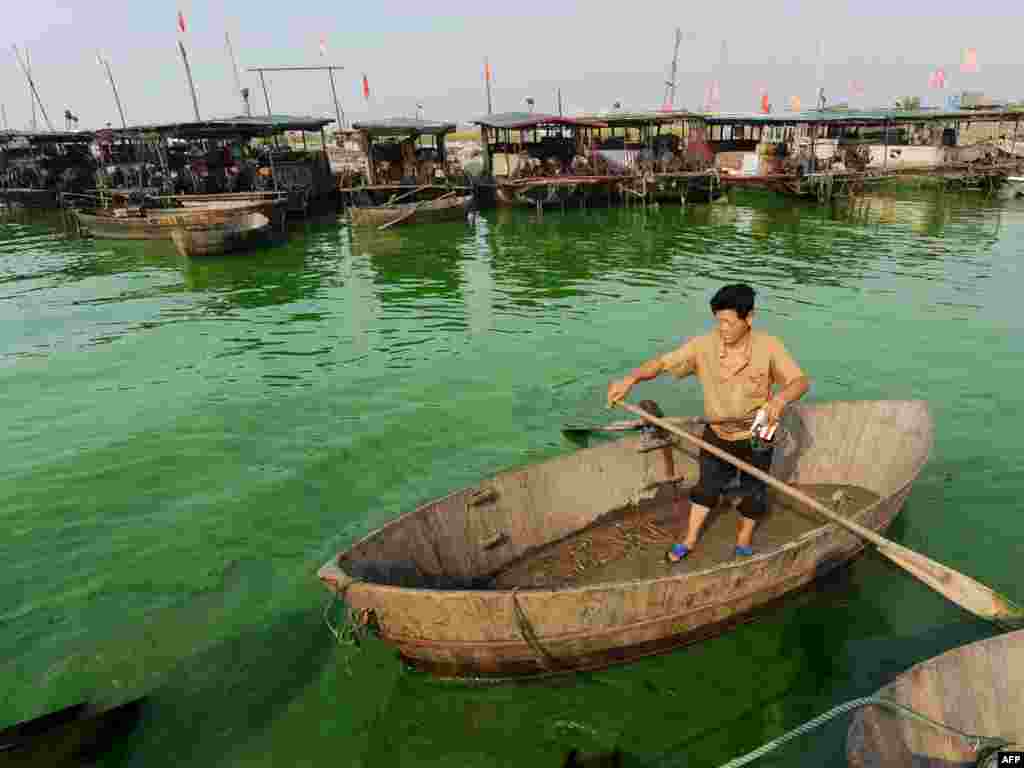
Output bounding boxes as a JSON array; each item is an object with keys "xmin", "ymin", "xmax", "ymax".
[
  {"xmin": 607, "ymin": 357, "xmax": 664, "ymax": 407},
  {"xmin": 625, "ymin": 356, "xmax": 668, "ymax": 385},
  {"xmin": 607, "ymin": 341, "xmax": 695, "ymax": 407},
  {"xmin": 763, "ymin": 339, "xmax": 811, "ymax": 424}
]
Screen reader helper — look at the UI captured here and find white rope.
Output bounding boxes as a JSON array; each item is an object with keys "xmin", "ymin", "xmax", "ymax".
[{"xmin": 646, "ymin": 696, "xmax": 1009, "ymax": 768}]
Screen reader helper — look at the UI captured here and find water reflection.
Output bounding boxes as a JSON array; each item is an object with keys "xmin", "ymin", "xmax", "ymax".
[{"xmin": 0, "ymin": 190, "xmax": 1013, "ymax": 370}]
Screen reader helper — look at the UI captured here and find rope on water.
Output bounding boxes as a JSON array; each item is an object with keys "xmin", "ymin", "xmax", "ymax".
[
  {"xmin": 322, "ymin": 580, "xmax": 368, "ymax": 648},
  {"xmin": 511, "ymin": 588, "xmax": 566, "ymax": 671},
  {"xmin": 651, "ymin": 696, "xmax": 1010, "ymax": 768}
]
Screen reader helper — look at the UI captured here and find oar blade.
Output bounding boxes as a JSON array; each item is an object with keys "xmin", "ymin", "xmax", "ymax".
[{"xmin": 877, "ymin": 542, "xmax": 1024, "ymax": 627}]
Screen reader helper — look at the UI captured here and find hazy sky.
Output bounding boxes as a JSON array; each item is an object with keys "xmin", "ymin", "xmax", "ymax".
[{"xmin": 2, "ymin": 0, "xmax": 1021, "ymax": 131}]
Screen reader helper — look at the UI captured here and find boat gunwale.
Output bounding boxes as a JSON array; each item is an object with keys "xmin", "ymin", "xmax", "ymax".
[
  {"xmin": 347, "ymin": 194, "xmax": 472, "ymax": 214},
  {"xmin": 320, "ymin": 399, "xmax": 932, "ymax": 600},
  {"xmin": 846, "ymin": 627, "xmax": 1024, "ymax": 766}
]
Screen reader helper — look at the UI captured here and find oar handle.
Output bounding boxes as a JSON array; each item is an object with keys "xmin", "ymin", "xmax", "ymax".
[{"xmin": 616, "ymin": 401, "xmax": 888, "ymax": 549}]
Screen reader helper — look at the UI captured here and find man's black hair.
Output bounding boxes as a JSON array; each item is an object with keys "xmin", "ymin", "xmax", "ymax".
[{"xmin": 710, "ymin": 284, "xmax": 756, "ymax": 319}]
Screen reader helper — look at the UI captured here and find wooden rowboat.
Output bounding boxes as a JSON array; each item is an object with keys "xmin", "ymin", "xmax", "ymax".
[
  {"xmin": 171, "ymin": 212, "xmax": 274, "ymax": 258},
  {"xmin": 348, "ymin": 194, "xmax": 471, "ymax": 228},
  {"xmin": 847, "ymin": 629, "xmax": 1024, "ymax": 767},
  {"xmin": 0, "ymin": 697, "xmax": 144, "ymax": 765},
  {"xmin": 318, "ymin": 400, "xmax": 933, "ymax": 679},
  {"xmin": 71, "ymin": 197, "xmax": 287, "ymax": 241}
]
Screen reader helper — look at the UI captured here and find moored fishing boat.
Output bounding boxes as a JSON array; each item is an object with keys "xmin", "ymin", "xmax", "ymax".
[
  {"xmin": 348, "ymin": 192, "xmax": 472, "ymax": 228},
  {"xmin": 170, "ymin": 211, "xmax": 275, "ymax": 258},
  {"xmin": 318, "ymin": 399, "xmax": 933, "ymax": 679},
  {"xmin": 68, "ymin": 193, "xmax": 287, "ymax": 240},
  {"xmin": 847, "ymin": 629, "xmax": 1024, "ymax": 767}
]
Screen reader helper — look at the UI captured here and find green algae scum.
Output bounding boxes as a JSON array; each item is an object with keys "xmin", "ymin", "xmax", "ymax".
[{"xmin": 3, "ymin": 189, "xmax": 1024, "ymax": 766}]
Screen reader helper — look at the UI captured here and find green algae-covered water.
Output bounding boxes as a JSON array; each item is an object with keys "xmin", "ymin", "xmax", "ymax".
[{"xmin": 2, "ymin": 190, "xmax": 1023, "ymax": 767}]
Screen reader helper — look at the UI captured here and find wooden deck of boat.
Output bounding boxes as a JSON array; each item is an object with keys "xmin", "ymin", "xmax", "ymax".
[{"xmin": 492, "ymin": 483, "xmax": 881, "ymax": 590}]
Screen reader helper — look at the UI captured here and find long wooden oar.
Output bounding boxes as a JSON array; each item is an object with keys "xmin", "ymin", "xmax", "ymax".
[
  {"xmin": 385, "ymin": 184, "xmax": 430, "ymax": 206},
  {"xmin": 615, "ymin": 400, "xmax": 1024, "ymax": 627},
  {"xmin": 561, "ymin": 415, "xmax": 753, "ymax": 439}
]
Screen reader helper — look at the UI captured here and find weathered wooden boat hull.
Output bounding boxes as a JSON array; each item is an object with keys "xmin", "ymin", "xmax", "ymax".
[
  {"xmin": 0, "ymin": 697, "xmax": 145, "ymax": 764},
  {"xmin": 998, "ymin": 176, "xmax": 1024, "ymax": 199},
  {"xmin": 171, "ymin": 212, "xmax": 275, "ymax": 258},
  {"xmin": 494, "ymin": 177, "xmax": 623, "ymax": 208},
  {"xmin": 72, "ymin": 199, "xmax": 284, "ymax": 240},
  {"xmin": 348, "ymin": 195, "xmax": 471, "ymax": 227},
  {"xmin": 847, "ymin": 629, "xmax": 1024, "ymax": 767},
  {"xmin": 0, "ymin": 187, "xmax": 59, "ymax": 208},
  {"xmin": 651, "ymin": 175, "xmax": 726, "ymax": 204},
  {"xmin": 319, "ymin": 400, "xmax": 933, "ymax": 679}
]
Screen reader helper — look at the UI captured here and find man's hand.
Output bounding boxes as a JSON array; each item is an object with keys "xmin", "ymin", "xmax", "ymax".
[
  {"xmin": 607, "ymin": 376, "xmax": 636, "ymax": 408},
  {"xmin": 762, "ymin": 395, "xmax": 786, "ymax": 427}
]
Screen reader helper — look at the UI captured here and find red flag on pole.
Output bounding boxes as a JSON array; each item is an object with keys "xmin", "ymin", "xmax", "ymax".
[
  {"xmin": 362, "ymin": 74, "xmax": 370, "ymax": 100},
  {"xmin": 760, "ymin": 92, "xmax": 770, "ymax": 114},
  {"xmin": 177, "ymin": 10, "xmax": 186, "ymax": 33}
]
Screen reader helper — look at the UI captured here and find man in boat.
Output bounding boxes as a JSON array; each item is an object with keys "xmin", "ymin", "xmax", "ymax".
[{"xmin": 606, "ymin": 283, "xmax": 811, "ymax": 561}]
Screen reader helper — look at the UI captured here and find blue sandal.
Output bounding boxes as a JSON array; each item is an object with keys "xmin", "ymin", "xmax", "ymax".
[
  {"xmin": 734, "ymin": 545, "xmax": 754, "ymax": 557},
  {"xmin": 667, "ymin": 543, "xmax": 690, "ymax": 563}
]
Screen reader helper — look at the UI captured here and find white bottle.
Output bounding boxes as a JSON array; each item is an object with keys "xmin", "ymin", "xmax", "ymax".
[{"xmin": 752, "ymin": 408, "xmax": 777, "ymax": 442}]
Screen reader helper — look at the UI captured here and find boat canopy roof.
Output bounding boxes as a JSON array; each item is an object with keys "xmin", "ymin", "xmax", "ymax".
[
  {"xmin": 0, "ymin": 129, "xmax": 96, "ymax": 145},
  {"xmin": 473, "ymin": 112, "xmax": 608, "ymax": 130},
  {"xmin": 575, "ymin": 109, "xmax": 699, "ymax": 127},
  {"xmin": 703, "ymin": 107, "xmax": 1023, "ymax": 126},
  {"xmin": 105, "ymin": 115, "xmax": 334, "ymax": 140},
  {"xmin": 351, "ymin": 118, "xmax": 457, "ymax": 138}
]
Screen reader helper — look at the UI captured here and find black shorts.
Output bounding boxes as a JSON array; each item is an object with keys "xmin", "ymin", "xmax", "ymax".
[{"xmin": 690, "ymin": 425, "xmax": 774, "ymax": 520}]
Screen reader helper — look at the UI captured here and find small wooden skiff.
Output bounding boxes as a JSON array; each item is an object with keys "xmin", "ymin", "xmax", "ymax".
[
  {"xmin": 348, "ymin": 194, "xmax": 471, "ymax": 228},
  {"xmin": 318, "ymin": 400, "xmax": 933, "ymax": 679},
  {"xmin": 847, "ymin": 629, "xmax": 1024, "ymax": 768},
  {"xmin": 171, "ymin": 211, "xmax": 273, "ymax": 258},
  {"xmin": 71, "ymin": 197, "xmax": 286, "ymax": 241}
]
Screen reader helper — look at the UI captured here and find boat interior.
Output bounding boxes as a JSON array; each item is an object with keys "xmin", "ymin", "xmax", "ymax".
[{"xmin": 335, "ymin": 401, "xmax": 931, "ymax": 592}]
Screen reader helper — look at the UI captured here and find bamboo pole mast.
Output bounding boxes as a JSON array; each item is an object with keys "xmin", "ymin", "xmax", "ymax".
[
  {"xmin": 225, "ymin": 31, "xmax": 251, "ymax": 117},
  {"xmin": 663, "ymin": 27, "xmax": 682, "ymax": 108},
  {"xmin": 484, "ymin": 57, "xmax": 493, "ymax": 115},
  {"xmin": 97, "ymin": 52, "xmax": 128, "ymax": 129},
  {"xmin": 247, "ymin": 65, "xmax": 345, "ymax": 125},
  {"xmin": 327, "ymin": 67, "xmax": 345, "ymax": 130},
  {"xmin": 27, "ymin": 47, "xmax": 35, "ymax": 131},
  {"xmin": 246, "ymin": 65, "xmax": 345, "ymax": 138},
  {"xmin": 177, "ymin": 41, "xmax": 201, "ymax": 121},
  {"xmin": 12, "ymin": 45, "xmax": 53, "ymax": 131}
]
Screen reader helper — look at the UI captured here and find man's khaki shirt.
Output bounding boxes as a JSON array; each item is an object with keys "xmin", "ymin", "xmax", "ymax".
[{"xmin": 659, "ymin": 329, "xmax": 805, "ymax": 441}]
